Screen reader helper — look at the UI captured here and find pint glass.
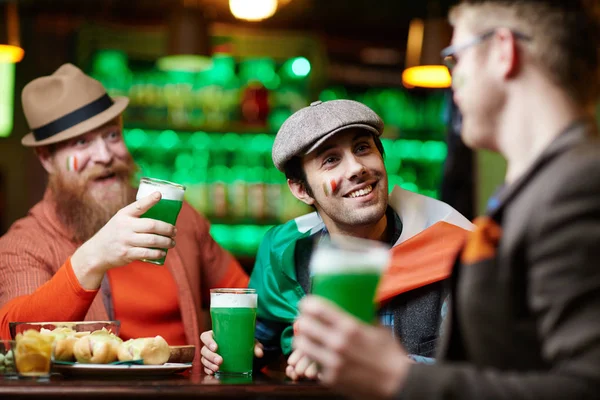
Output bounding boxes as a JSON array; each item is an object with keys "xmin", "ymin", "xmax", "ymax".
[
  {"xmin": 136, "ymin": 177, "xmax": 186, "ymax": 265},
  {"xmin": 210, "ymin": 289, "xmax": 257, "ymax": 375},
  {"xmin": 310, "ymin": 236, "xmax": 390, "ymax": 323}
]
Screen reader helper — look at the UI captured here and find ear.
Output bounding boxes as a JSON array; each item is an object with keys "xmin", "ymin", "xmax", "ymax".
[
  {"xmin": 493, "ymin": 28, "xmax": 520, "ymax": 79},
  {"xmin": 287, "ymin": 179, "xmax": 315, "ymax": 206},
  {"xmin": 36, "ymin": 146, "xmax": 56, "ymax": 174}
]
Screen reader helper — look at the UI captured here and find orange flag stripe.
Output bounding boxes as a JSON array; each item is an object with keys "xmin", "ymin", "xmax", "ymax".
[{"xmin": 376, "ymin": 221, "xmax": 469, "ymax": 303}]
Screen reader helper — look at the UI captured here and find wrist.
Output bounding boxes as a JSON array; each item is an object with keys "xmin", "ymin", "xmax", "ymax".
[
  {"xmin": 383, "ymin": 357, "xmax": 410, "ymax": 399},
  {"xmin": 71, "ymin": 242, "xmax": 106, "ymax": 290}
]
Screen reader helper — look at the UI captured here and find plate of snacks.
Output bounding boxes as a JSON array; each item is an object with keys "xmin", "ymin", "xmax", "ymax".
[{"xmin": 9, "ymin": 322, "xmax": 193, "ymax": 378}]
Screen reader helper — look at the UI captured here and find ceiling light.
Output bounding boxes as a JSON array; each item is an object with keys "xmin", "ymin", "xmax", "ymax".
[
  {"xmin": 229, "ymin": 0, "xmax": 278, "ymax": 22},
  {"xmin": 402, "ymin": 18, "xmax": 452, "ymax": 89}
]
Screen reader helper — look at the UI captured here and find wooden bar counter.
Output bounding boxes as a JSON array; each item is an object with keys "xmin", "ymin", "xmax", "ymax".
[{"xmin": 0, "ymin": 371, "xmax": 345, "ymax": 400}]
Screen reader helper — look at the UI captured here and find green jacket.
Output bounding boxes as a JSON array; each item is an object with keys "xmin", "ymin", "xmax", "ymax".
[{"xmin": 249, "ymin": 186, "xmax": 474, "ymax": 355}]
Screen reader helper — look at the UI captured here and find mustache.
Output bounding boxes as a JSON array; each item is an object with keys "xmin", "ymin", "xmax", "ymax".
[{"xmin": 83, "ymin": 159, "xmax": 134, "ymax": 182}]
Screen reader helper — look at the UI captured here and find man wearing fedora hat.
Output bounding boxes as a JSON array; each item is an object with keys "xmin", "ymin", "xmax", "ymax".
[
  {"xmin": 0, "ymin": 64, "xmax": 249, "ymax": 360},
  {"xmin": 199, "ymin": 99, "xmax": 474, "ymax": 378}
]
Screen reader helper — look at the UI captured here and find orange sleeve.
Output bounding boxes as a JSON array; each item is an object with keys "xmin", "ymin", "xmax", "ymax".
[
  {"xmin": 214, "ymin": 259, "xmax": 250, "ymax": 289},
  {"xmin": 0, "ymin": 258, "xmax": 99, "ymax": 340},
  {"xmin": 190, "ymin": 205, "xmax": 249, "ymax": 304}
]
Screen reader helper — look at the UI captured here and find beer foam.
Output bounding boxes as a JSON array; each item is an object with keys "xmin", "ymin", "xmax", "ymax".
[
  {"xmin": 211, "ymin": 293, "xmax": 257, "ymax": 308},
  {"xmin": 309, "ymin": 245, "xmax": 390, "ymax": 275},
  {"xmin": 136, "ymin": 179, "xmax": 185, "ymax": 201}
]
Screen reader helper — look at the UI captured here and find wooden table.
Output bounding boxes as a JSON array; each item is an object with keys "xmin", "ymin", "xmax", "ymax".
[{"xmin": 0, "ymin": 371, "xmax": 345, "ymax": 400}]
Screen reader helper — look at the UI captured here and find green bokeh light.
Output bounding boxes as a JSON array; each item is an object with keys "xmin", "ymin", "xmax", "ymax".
[
  {"xmin": 0, "ymin": 63, "xmax": 16, "ymax": 137},
  {"xmin": 93, "ymin": 50, "xmax": 129, "ymax": 75},
  {"xmin": 291, "ymin": 57, "xmax": 311, "ymax": 77},
  {"xmin": 158, "ymin": 130, "xmax": 180, "ymax": 149}
]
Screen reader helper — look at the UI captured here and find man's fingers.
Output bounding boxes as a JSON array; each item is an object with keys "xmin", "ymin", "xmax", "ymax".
[
  {"xmin": 200, "ymin": 345, "xmax": 222, "ymax": 365},
  {"xmin": 127, "ymin": 247, "xmax": 166, "ymax": 261},
  {"xmin": 200, "ymin": 331, "xmax": 217, "ymax": 352},
  {"xmin": 128, "ymin": 233, "xmax": 176, "ymax": 250},
  {"xmin": 293, "ymin": 335, "xmax": 337, "ymax": 371},
  {"xmin": 254, "ymin": 341, "xmax": 264, "ymax": 358},
  {"xmin": 299, "ymin": 295, "xmax": 354, "ymax": 327},
  {"xmin": 305, "ymin": 361, "xmax": 319, "ymax": 379},
  {"xmin": 286, "ymin": 365, "xmax": 299, "ymax": 381},
  {"xmin": 287, "ymin": 349, "xmax": 302, "ymax": 366},
  {"xmin": 294, "ymin": 355, "xmax": 311, "ymax": 376},
  {"xmin": 133, "ymin": 218, "xmax": 177, "ymax": 237},
  {"xmin": 294, "ymin": 314, "xmax": 332, "ymax": 349},
  {"xmin": 122, "ymin": 192, "xmax": 161, "ymax": 217},
  {"xmin": 201, "ymin": 356, "xmax": 220, "ymax": 373},
  {"xmin": 294, "ymin": 335, "xmax": 343, "ymax": 386}
]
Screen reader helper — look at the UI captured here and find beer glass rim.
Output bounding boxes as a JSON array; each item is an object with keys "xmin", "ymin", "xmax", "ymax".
[
  {"xmin": 310, "ymin": 234, "xmax": 391, "ymax": 275},
  {"xmin": 140, "ymin": 177, "xmax": 186, "ymax": 191},
  {"xmin": 210, "ymin": 288, "xmax": 256, "ymax": 294}
]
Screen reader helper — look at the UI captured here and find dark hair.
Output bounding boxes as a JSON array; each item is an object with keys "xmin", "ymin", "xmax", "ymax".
[{"xmin": 282, "ymin": 134, "xmax": 385, "ymax": 197}]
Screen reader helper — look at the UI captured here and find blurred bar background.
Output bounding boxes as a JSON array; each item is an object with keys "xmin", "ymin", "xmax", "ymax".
[{"xmin": 0, "ymin": 0, "xmax": 524, "ymax": 270}]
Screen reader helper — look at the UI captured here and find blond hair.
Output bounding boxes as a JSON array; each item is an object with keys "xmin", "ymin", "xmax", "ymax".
[{"xmin": 449, "ymin": 1, "xmax": 600, "ymax": 106}]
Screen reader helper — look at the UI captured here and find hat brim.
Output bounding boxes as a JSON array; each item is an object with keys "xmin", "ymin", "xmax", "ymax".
[
  {"xmin": 21, "ymin": 96, "xmax": 130, "ymax": 147},
  {"xmin": 304, "ymin": 123, "xmax": 382, "ymax": 156}
]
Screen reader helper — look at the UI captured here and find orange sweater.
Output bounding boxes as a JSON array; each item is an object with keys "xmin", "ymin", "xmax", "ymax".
[
  {"xmin": 108, "ymin": 261, "xmax": 188, "ymax": 345},
  {"xmin": 0, "ymin": 256, "xmax": 247, "ymax": 343},
  {"xmin": 0, "ymin": 191, "xmax": 249, "ymax": 365}
]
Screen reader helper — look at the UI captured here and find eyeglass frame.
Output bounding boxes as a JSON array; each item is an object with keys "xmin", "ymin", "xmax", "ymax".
[{"xmin": 440, "ymin": 29, "xmax": 532, "ymax": 71}]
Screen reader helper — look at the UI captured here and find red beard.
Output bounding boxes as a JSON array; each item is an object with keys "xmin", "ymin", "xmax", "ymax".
[{"xmin": 49, "ymin": 158, "xmax": 138, "ymax": 244}]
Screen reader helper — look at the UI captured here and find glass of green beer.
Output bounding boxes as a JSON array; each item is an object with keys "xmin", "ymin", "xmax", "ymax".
[
  {"xmin": 310, "ymin": 236, "xmax": 390, "ymax": 324},
  {"xmin": 136, "ymin": 177, "xmax": 186, "ymax": 265},
  {"xmin": 210, "ymin": 289, "xmax": 257, "ymax": 376}
]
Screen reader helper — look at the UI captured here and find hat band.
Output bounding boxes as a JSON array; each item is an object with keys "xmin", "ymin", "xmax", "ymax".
[{"xmin": 32, "ymin": 94, "xmax": 114, "ymax": 141}]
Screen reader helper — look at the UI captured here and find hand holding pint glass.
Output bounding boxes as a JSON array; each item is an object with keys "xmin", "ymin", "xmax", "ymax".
[
  {"xmin": 70, "ymin": 178, "xmax": 181, "ymax": 287},
  {"xmin": 136, "ymin": 177, "xmax": 186, "ymax": 265},
  {"xmin": 309, "ymin": 236, "xmax": 390, "ymax": 323},
  {"xmin": 210, "ymin": 289, "xmax": 258, "ymax": 375}
]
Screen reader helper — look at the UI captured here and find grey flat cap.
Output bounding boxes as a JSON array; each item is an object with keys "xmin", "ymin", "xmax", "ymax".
[{"xmin": 272, "ymin": 99, "xmax": 384, "ymax": 171}]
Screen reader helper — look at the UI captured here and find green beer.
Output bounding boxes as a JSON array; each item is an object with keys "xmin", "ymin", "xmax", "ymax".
[
  {"xmin": 312, "ymin": 272, "xmax": 381, "ymax": 323},
  {"xmin": 210, "ymin": 289, "xmax": 257, "ymax": 375},
  {"xmin": 136, "ymin": 177, "xmax": 185, "ymax": 265},
  {"xmin": 309, "ymin": 236, "xmax": 390, "ymax": 323}
]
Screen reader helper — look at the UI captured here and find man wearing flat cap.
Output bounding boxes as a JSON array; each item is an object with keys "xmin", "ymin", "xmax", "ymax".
[
  {"xmin": 0, "ymin": 64, "xmax": 248, "ymax": 363},
  {"xmin": 200, "ymin": 99, "xmax": 474, "ymax": 378}
]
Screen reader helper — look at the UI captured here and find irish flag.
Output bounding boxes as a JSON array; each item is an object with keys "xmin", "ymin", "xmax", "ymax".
[{"xmin": 66, "ymin": 156, "xmax": 78, "ymax": 172}]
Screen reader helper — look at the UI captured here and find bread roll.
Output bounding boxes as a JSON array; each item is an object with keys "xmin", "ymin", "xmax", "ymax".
[
  {"xmin": 117, "ymin": 336, "xmax": 170, "ymax": 365},
  {"xmin": 73, "ymin": 331, "xmax": 122, "ymax": 364},
  {"xmin": 53, "ymin": 337, "xmax": 78, "ymax": 362}
]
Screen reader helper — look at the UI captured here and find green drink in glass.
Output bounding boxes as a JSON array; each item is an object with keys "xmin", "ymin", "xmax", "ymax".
[
  {"xmin": 210, "ymin": 289, "xmax": 257, "ymax": 375},
  {"xmin": 310, "ymin": 236, "xmax": 390, "ymax": 323},
  {"xmin": 136, "ymin": 177, "xmax": 186, "ymax": 265}
]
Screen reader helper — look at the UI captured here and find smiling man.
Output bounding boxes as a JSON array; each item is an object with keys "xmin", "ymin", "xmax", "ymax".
[
  {"xmin": 199, "ymin": 99, "xmax": 474, "ymax": 378},
  {"xmin": 0, "ymin": 64, "xmax": 248, "ymax": 359}
]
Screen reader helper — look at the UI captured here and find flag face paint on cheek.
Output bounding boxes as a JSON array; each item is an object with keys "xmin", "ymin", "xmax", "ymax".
[
  {"xmin": 322, "ymin": 178, "xmax": 339, "ymax": 197},
  {"xmin": 66, "ymin": 155, "xmax": 79, "ymax": 172}
]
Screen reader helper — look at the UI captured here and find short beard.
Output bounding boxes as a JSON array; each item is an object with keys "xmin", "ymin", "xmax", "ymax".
[{"xmin": 49, "ymin": 160, "xmax": 137, "ymax": 244}]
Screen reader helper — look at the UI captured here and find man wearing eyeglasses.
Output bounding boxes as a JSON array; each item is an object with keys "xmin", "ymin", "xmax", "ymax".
[{"xmin": 292, "ymin": 1, "xmax": 600, "ymax": 399}]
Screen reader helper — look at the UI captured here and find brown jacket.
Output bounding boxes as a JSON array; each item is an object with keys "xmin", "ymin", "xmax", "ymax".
[
  {"xmin": 0, "ymin": 189, "xmax": 248, "ymax": 363},
  {"xmin": 402, "ymin": 120, "xmax": 600, "ymax": 399}
]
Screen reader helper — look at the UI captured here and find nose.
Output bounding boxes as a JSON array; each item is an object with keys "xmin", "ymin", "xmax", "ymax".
[
  {"xmin": 89, "ymin": 136, "xmax": 113, "ymax": 165},
  {"xmin": 344, "ymin": 153, "xmax": 367, "ymax": 181}
]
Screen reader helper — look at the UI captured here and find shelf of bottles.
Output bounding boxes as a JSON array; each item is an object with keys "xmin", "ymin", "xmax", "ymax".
[{"xmin": 92, "ymin": 50, "xmax": 449, "ymax": 257}]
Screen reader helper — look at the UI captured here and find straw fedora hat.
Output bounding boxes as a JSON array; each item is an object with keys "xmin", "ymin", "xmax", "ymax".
[{"xmin": 21, "ymin": 63, "xmax": 129, "ymax": 147}]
